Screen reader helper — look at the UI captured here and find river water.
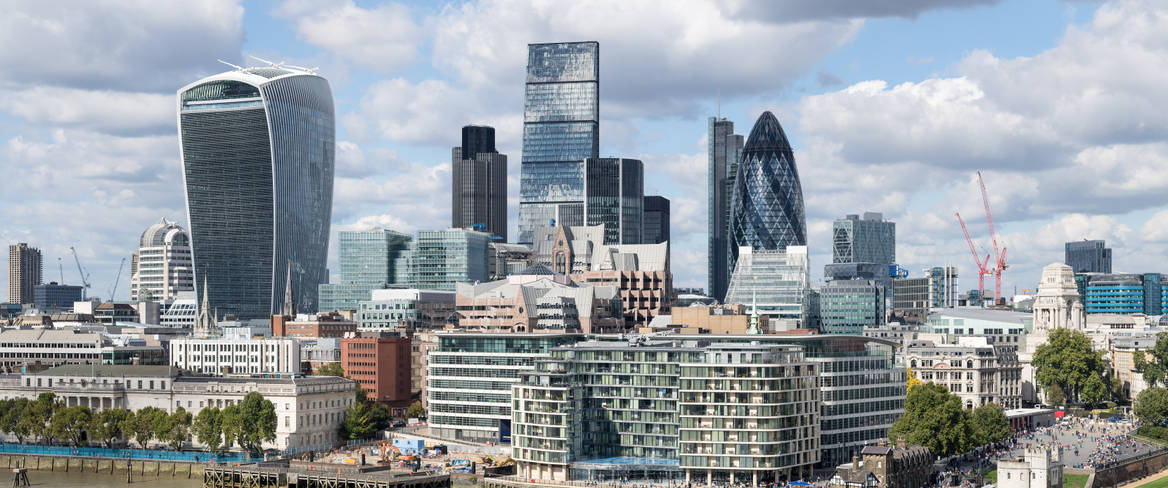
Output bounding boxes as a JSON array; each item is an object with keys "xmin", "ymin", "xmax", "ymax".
[{"xmin": 21, "ymin": 470, "xmax": 199, "ymax": 487}]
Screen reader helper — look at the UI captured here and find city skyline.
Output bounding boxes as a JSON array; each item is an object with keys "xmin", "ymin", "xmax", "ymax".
[{"xmin": 3, "ymin": 0, "xmax": 1168, "ymax": 300}]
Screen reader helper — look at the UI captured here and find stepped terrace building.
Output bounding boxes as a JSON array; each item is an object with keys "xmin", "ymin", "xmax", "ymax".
[{"xmin": 511, "ymin": 338, "xmax": 821, "ymax": 485}]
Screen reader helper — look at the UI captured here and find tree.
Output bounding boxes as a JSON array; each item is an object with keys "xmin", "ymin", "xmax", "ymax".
[
  {"xmin": 906, "ymin": 368, "xmax": 922, "ymax": 392},
  {"xmin": 355, "ymin": 384, "xmax": 369, "ymax": 404},
  {"xmin": 219, "ymin": 404, "xmax": 241, "ymax": 450},
  {"xmin": 194, "ymin": 407, "xmax": 223, "ymax": 452},
  {"xmin": 130, "ymin": 406, "xmax": 167, "ymax": 448},
  {"xmin": 233, "ymin": 393, "xmax": 277, "ymax": 455},
  {"xmin": 406, "ymin": 401, "xmax": 425, "ymax": 420},
  {"xmin": 1032, "ymin": 329, "xmax": 1105, "ymax": 405},
  {"xmin": 91, "ymin": 408, "xmax": 130, "ymax": 448},
  {"xmin": 24, "ymin": 393, "xmax": 59, "ymax": 444},
  {"xmin": 50, "ymin": 405, "xmax": 92, "ymax": 446},
  {"xmin": 1135, "ymin": 388, "xmax": 1168, "ymax": 427},
  {"xmin": 340, "ymin": 402, "xmax": 376, "ymax": 440},
  {"xmin": 1135, "ymin": 333, "xmax": 1168, "ymax": 388},
  {"xmin": 889, "ymin": 383, "xmax": 972, "ymax": 456},
  {"xmin": 3, "ymin": 398, "xmax": 31, "ymax": 443},
  {"xmin": 159, "ymin": 408, "xmax": 192, "ymax": 450},
  {"xmin": 970, "ymin": 403, "xmax": 1011, "ymax": 447},
  {"xmin": 316, "ymin": 363, "xmax": 345, "ymax": 377},
  {"xmin": 370, "ymin": 402, "xmax": 392, "ymax": 430},
  {"xmin": 1081, "ymin": 373, "xmax": 1109, "ymax": 409}
]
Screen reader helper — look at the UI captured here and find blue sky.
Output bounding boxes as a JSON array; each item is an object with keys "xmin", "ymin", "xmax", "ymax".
[{"xmin": 3, "ymin": 0, "xmax": 1168, "ymax": 302}]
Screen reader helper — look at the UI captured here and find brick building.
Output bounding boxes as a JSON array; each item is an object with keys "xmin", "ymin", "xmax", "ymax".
[
  {"xmin": 274, "ymin": 312, "xmax": 357, "ymax": 338},
  {"xmin": 341, "ymin": 332, "xmax": 411, "ymax": 415}
]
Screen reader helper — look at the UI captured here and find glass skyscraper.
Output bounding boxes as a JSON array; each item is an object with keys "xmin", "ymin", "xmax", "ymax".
[
  {"xmin": 452, "ymin": 125, "xmax": 508, "ymax": 241},
  {"xmin": 518, "ymin": 41, "xmax": 600, "ymax": 244},
  {"xmin": 407, "ymin": 229, "xmax": 491, "ymax": 291},
  {"xmin": 1065, "ymin": 239, "xmax": 1112, "ymax": 273},
  {"xmin": 728, "ymin": 111, "xmax": 806, "ymax": 278},
  {"xmin": 318, "ymin": 229, "xmax": 412, "ymax": 312},
  {"xmin": 177, "ymin": 65, "xmax": 334, "ymax": 319},
  {"xmin": 642, "ymin": 196, "xmax": 670, "ymax": 245},
  {"xmin": 832, "ymin": 213, "xmax": 895, "ymax": 265},
  {"xmin": 724, "ymin": 245, "xmax": 811, "ymax": 330},
  {"xmin": 585, "ymin": 157, "xmax": 643, "ymax": 244},
  {"xmin": 707, "ymin": 117, "xmax": 744, "ymax": 302}
]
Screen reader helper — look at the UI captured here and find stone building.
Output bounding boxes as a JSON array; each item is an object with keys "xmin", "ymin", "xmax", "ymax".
[
  {"xmin": 1022, "ymin": 262, "xmax": 1085, "ymax": 403},
  {"xmin": 905, "ymin": 336, "xmax": 1022, "ymax": 408},
  {"xmin": 829, "ymin": 438, "xmax": 932, "ymax": 488},
  {"xmin": 998, "ymin": 447, "xmax": 1063, "ymax": 488}
]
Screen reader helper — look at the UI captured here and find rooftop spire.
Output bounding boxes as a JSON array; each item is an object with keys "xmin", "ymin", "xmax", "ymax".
[{"xmin": 283, "ymin": 259, "xmax": 295, "ymax": 316}]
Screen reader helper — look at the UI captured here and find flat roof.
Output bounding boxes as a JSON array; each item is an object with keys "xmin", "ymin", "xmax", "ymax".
[
  {"xmin": 32, "ymin": 364, "xmax": 175, "ymax": 377},
  {"xmin": 1005, "ymin": 408, "xmax": 1055, "ymax": 418}
]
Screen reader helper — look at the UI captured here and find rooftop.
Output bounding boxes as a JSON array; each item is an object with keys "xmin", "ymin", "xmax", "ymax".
[{"xmin": 32, "ymin": 364, "xmax": 176, "ymax": 377}]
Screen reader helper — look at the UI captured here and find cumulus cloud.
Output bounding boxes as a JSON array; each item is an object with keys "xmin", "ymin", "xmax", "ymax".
[
  {"xmin": 0, "ymin": 0, "xmax": 244, "ymax": 92},
  {"xmin": 725, "ymin": 0, "xmax": 1001, "ymax": 22},
  {"xmin": 275, "ymin": 0, "xmax": 422, "ymax": 72},
  {"xmin": 0, "ymin": 87, "xmax": 174, "ymax": 136}
]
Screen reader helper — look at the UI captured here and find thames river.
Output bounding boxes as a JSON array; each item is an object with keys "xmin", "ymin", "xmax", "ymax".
[{"xmin": 20, "ymin": 470, "xmax": 199, "ymax": 487}]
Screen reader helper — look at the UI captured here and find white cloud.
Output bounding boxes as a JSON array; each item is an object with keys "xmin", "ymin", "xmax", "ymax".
[
  {"xmin": 0, "ymin": 86, "xmax": 174, "ymax": 136},
  {"xmin": 338, "ymin": 214, "xmax": 416, "ymax": 233},
  {"xmin": 276, "ymin": 0, "xmax": 422, "ymax": 72}
]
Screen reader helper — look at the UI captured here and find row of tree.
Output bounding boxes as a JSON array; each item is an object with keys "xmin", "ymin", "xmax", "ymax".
[
  {"xmin": 1032, "ymin": 328, "xmax": 1118, "ymax": 407},
  {"xmin": 0, "ymin": 391, "xmax": 276, "ymax": 454},
  {"xmin": 889, "ymin": 382, "xmax": 1011, "ymax": 457}
]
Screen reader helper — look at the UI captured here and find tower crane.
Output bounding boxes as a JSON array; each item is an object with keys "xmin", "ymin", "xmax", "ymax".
[
  {"xmin": 956, "ymin": 212, "xmax": 991, "ymax": 303},
  {"xmin": 109, "ymin": 257, "xmax": 126, "ymax": 302},
  {"xmin": 69, "ymin": 246, "xmax": 92, "ymax": 300},
  {"xmin": 978, "ymin": 171, "xmax": 1008, "ymax": 305}
]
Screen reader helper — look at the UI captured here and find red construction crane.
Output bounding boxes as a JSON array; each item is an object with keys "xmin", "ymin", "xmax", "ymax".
[
  {"xmin": 977, "ymin": 171, "xmax": 1008, "ymax": 305},
  {"xmin": 956, "ymin": 211, "xmax": 992, "ymax": 302}
]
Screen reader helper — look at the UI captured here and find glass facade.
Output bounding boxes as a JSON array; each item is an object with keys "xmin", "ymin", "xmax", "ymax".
[
  {"xmin": 1065, "ymin": 240, "xmax": 1112, "ymax": 273},
  {"xmin": 729, "ymin": 112, "xmax": 806, "ymax": 275},
  {"xmin": 708, "ymin": 118, "xmax": 744, "ymax": 302},
  {"xmin": 406, "ymin": 229, "xmax": 491, "ymax": 291},
  {"xmin": 179, "ymin": 67, "xmax": 334, "ymax": 319},
  {"xmin": 519, "ymin": 42, "xmax": 600, "ymax": 243},
  {"xmin": 1083, "ymin": 273, "xmax": 1168, "ymax": 314},
  {"xmin": 452, "ymin": 126, "xmax": 508, "ymax": 241},
  {"xmin": 724, "ymin": 246, "xmax": 811, "ymax": 329},
  {"xmin": 585, "ymin": 158, "xmax": 643, "ymax": 244},
  {"xmin": 820, "ymin": 279, "xmax": 885, "ymax": 335},
  {"xmin": 317, "ymin": 229, "xmax": 411, "ymax": 312},
  {"xmin": 642, "ymin": 196, "xmax": 670, "ymax": 245}
]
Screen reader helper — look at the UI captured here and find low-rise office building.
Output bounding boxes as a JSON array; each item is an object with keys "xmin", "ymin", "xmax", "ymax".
[
  {"xmin": 274, "ymin": 312, "xmax": 357, "ymax": 339},
  {"xmin": 454, "ymin": 267, "xmax": 623, "ymax": 334},
  {"xmin": 357, "ymin": 289, "xmax": 456, "ymax": 332},
  {"xmin": 649, "ymin": 304, "xmax": 768, "ymax": 335},
  {"xmin": 906, "ymin": 336, "xmax": 1022, "ymax": 408},
  {"xmin": 512, "ymin": 338, "xmax": 820, "ymax": 485},
  {"xmin": 0, "ymin": 364, "xmax": 354, "ymax": 451},
  {"xmin": 300, "ymin": 338, "xmax": 341, "ymax": 374},
  {"xmin": 341, "ymin": 332, "xmax": 412, "ymax": 415},
  {"xmin": 0, "ymin": 328, "xmax": 105, "ymax": 368},
  {"xmin": 923, "ymin": 308, "xmax": 1031, "ymax": 350},
  {"xmin": 169, "ymin": 336, "xmax": 301, "ymax": 375}
]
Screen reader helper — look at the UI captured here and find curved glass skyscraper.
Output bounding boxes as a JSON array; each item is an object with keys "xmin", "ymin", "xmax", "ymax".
[
  {"xmin": 729, "ymin": 111, "xmax": 806, "ymax": 271},
  {"xmin": 177, "ymin": 66, "xmax": 334, "ymax": 319}
]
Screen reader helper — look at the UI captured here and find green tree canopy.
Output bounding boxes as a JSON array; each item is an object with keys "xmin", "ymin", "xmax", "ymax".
[
  {"xmin": 341, "ymin": 402, "xmax": 375, "ymax": 440},
  {"xmin": 1135, "ymin": 333, "xmax": 1168, "ymax": 388},
  {"xmin": 316, "ymin": 363, "xmax": 345, "ymax": 377},
  {"xmin": 369, "ymin": 402, "xmax": 392, "ymax": 430},
  {"xmin": 3, "ymin": 398, "xmax": 31, "ymax": 443},
  {"xmin": 970, "ymin": 403, "xmax": 1011, "ymax": 447},
  {"xmin": 233, "ymin": 392, "xmax": 277, "ymax": 454},
  {"xmin": 406, "ymin": 401, "xmax": 425, "ymax": 420},
  {"xmin": 91, "ymin": 408, "xmax": 130, "ymax": 448},
  {"xmin": 194, "ymin": 407, "xmax": 223, "ymax": 452},
  {"xmin": 1032, "ymin": 328, "xmax": 1105, "ymax": 405},
  {"xmin": 130, "ymin": 406, "xmax": 167, "ymax": 449},
  {"xmin": 50, "ymin": 405, "xmax": 92, "ymax": 446},
  {"xmin": 220, "ymin": 404, "xmax": 241, "ymax": 450},
  {"xmin": 160, "ymin": 407, "xmax": 193, "ymax": 450},
  {"xmin": 1135, "ymin": 387, "xmax": 1168, "ymax": 427},
  {"xmin": 24, "ymin": 393, "xmax": 59, "ymax": 444},
  {"xmin": 889, "ymin": 382, "xmax": 973, "ymax": 456}
]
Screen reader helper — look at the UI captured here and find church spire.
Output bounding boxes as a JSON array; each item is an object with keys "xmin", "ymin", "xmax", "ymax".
[
  {"xmin": 196, "ymin": 273, "xmax": 211, "ymax": 337},
  {"xmin": 283, "ymin": 259, "xmax": 295, "ymax": 317}
]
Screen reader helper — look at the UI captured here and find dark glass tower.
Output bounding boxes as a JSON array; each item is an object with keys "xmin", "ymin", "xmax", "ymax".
[
  {"xmin": 518, "ymin": 41, "xmax": 600, "ymax": 244},
  {"xmin": 584, "ymin": 158, "xmax": 643, "ymax": 244},
  {"xmin": 729, "ymin": 111, "xmax": 806, "ymax": 272},
  {"xmin": 708, "ymin": 117, "xmax": 744, "ymax": 301},
  {"xmin": 643, "ymin": 196, "xmax": 670, "ymax": 245},
  {"xmin": 1065, "ymin": 239, "xmax": 1112, "ymax": 273},
  {"xmin": 177, "ymin": 66, "xmax": 335, "ymax": 320},
  {"xmin": 452, "ymin": 125, "xmax": 508, "ymax": 241}
]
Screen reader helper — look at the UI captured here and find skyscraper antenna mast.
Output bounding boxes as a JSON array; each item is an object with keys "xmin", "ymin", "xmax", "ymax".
[{"xmin": 217, "ymin": 59, "xmax": 244, "ymax": 70}]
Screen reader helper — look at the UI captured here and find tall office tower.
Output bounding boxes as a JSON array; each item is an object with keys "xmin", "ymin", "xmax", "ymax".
[
  {"xmin": 177, "ymin": 65, "xmax": 335, "ymax": 319},
  {"xmin": 833, "ymin": 213, "xmax": 895, "ymax": 265},
  {"xmin": 728, "ymin": 111, "xmax": 806, "ymax": 278},
  {"xmin": 585, "ymin": 157, "xmax": 643, "ymax": 244},
  {"xmin": 452, "ymin": 125, "xmax": 508, "ymax": 241},
  {"xmin": 129, "ymin": 218, "xmax": 194, "ymax": 303},
  {"xmin": 7, "ymin": 243, "xmax": 42, "ymax": 304},
  {"xmin": 926, "ymin": 265, "xmax": 960, "ymax": 308},
  {"xmin": 517, "ymin": 41, "xmax": 600, "ymax": 244},
  {"xmin": 318, "ymin": 229, "xmax": 412, "ymax": 312},
  {"xmin": 707, "ymin": 117, "xmax": 744, "ymax": 302},
  {"xmin": 724, "ymin": 245, "xmax": 811, "ymax": 330},
  {"xmin": 1065, "ymin": 239, "xmax": 1112, "ymax": 273},
  {"xmin": 642, "ymin": 196, "xmax": 670, "ymax": 245}
]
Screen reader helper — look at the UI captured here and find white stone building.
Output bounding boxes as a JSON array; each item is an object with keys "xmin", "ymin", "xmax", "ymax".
[
  {"xmin": 0, "ymin": 328, "xmax": 106, "ymax": 368},
  {"xmin": 169, "ymin": 336, "xmax": 301, "ymax": 375},
  {"xmin": 906, "ymin": 336, "xmax": 1022, "ymax": 408},
  {"xmin": 0, "ymin": 364, "xmax": 353, "ymax": 450},
  {"xmin": 129, "ymin": 219, "xmax": 194, "ymax": 303},
  {"xmin": 1021, "ymin": 262, "xmax": 1086, "ymax": 403},
  {"xmin": 998, "ymin": 447, "xmax": 1063, "ymax": 488}
]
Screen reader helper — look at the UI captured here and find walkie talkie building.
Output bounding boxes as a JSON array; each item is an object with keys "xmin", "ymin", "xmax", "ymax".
[{"xmin": 177, "ymin": 65, "xmax": 335, "ymax": 320}]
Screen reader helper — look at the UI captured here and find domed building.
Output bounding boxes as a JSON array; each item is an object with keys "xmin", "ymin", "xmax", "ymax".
[
  {"xmin": 130, "ymin": 218, "xmax": 194, "ymax": 302},
  {"xmin": 728, "ymin": 111, "xmax": 806, "ymax": 272}
]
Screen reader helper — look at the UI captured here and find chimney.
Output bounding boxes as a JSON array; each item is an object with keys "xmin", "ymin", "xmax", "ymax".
[
  {"xmin": 896, "ymin": 436, "xmax": 907, "ymax": 450},
  {"xmin": 852, "ymin": 451, "xmax": 860, "ymax": 468}
]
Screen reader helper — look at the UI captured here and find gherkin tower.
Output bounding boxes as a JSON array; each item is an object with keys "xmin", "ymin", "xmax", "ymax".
[{"xmin": 728, "ymin": 111, "xmax": 806, "ymax": 271}]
